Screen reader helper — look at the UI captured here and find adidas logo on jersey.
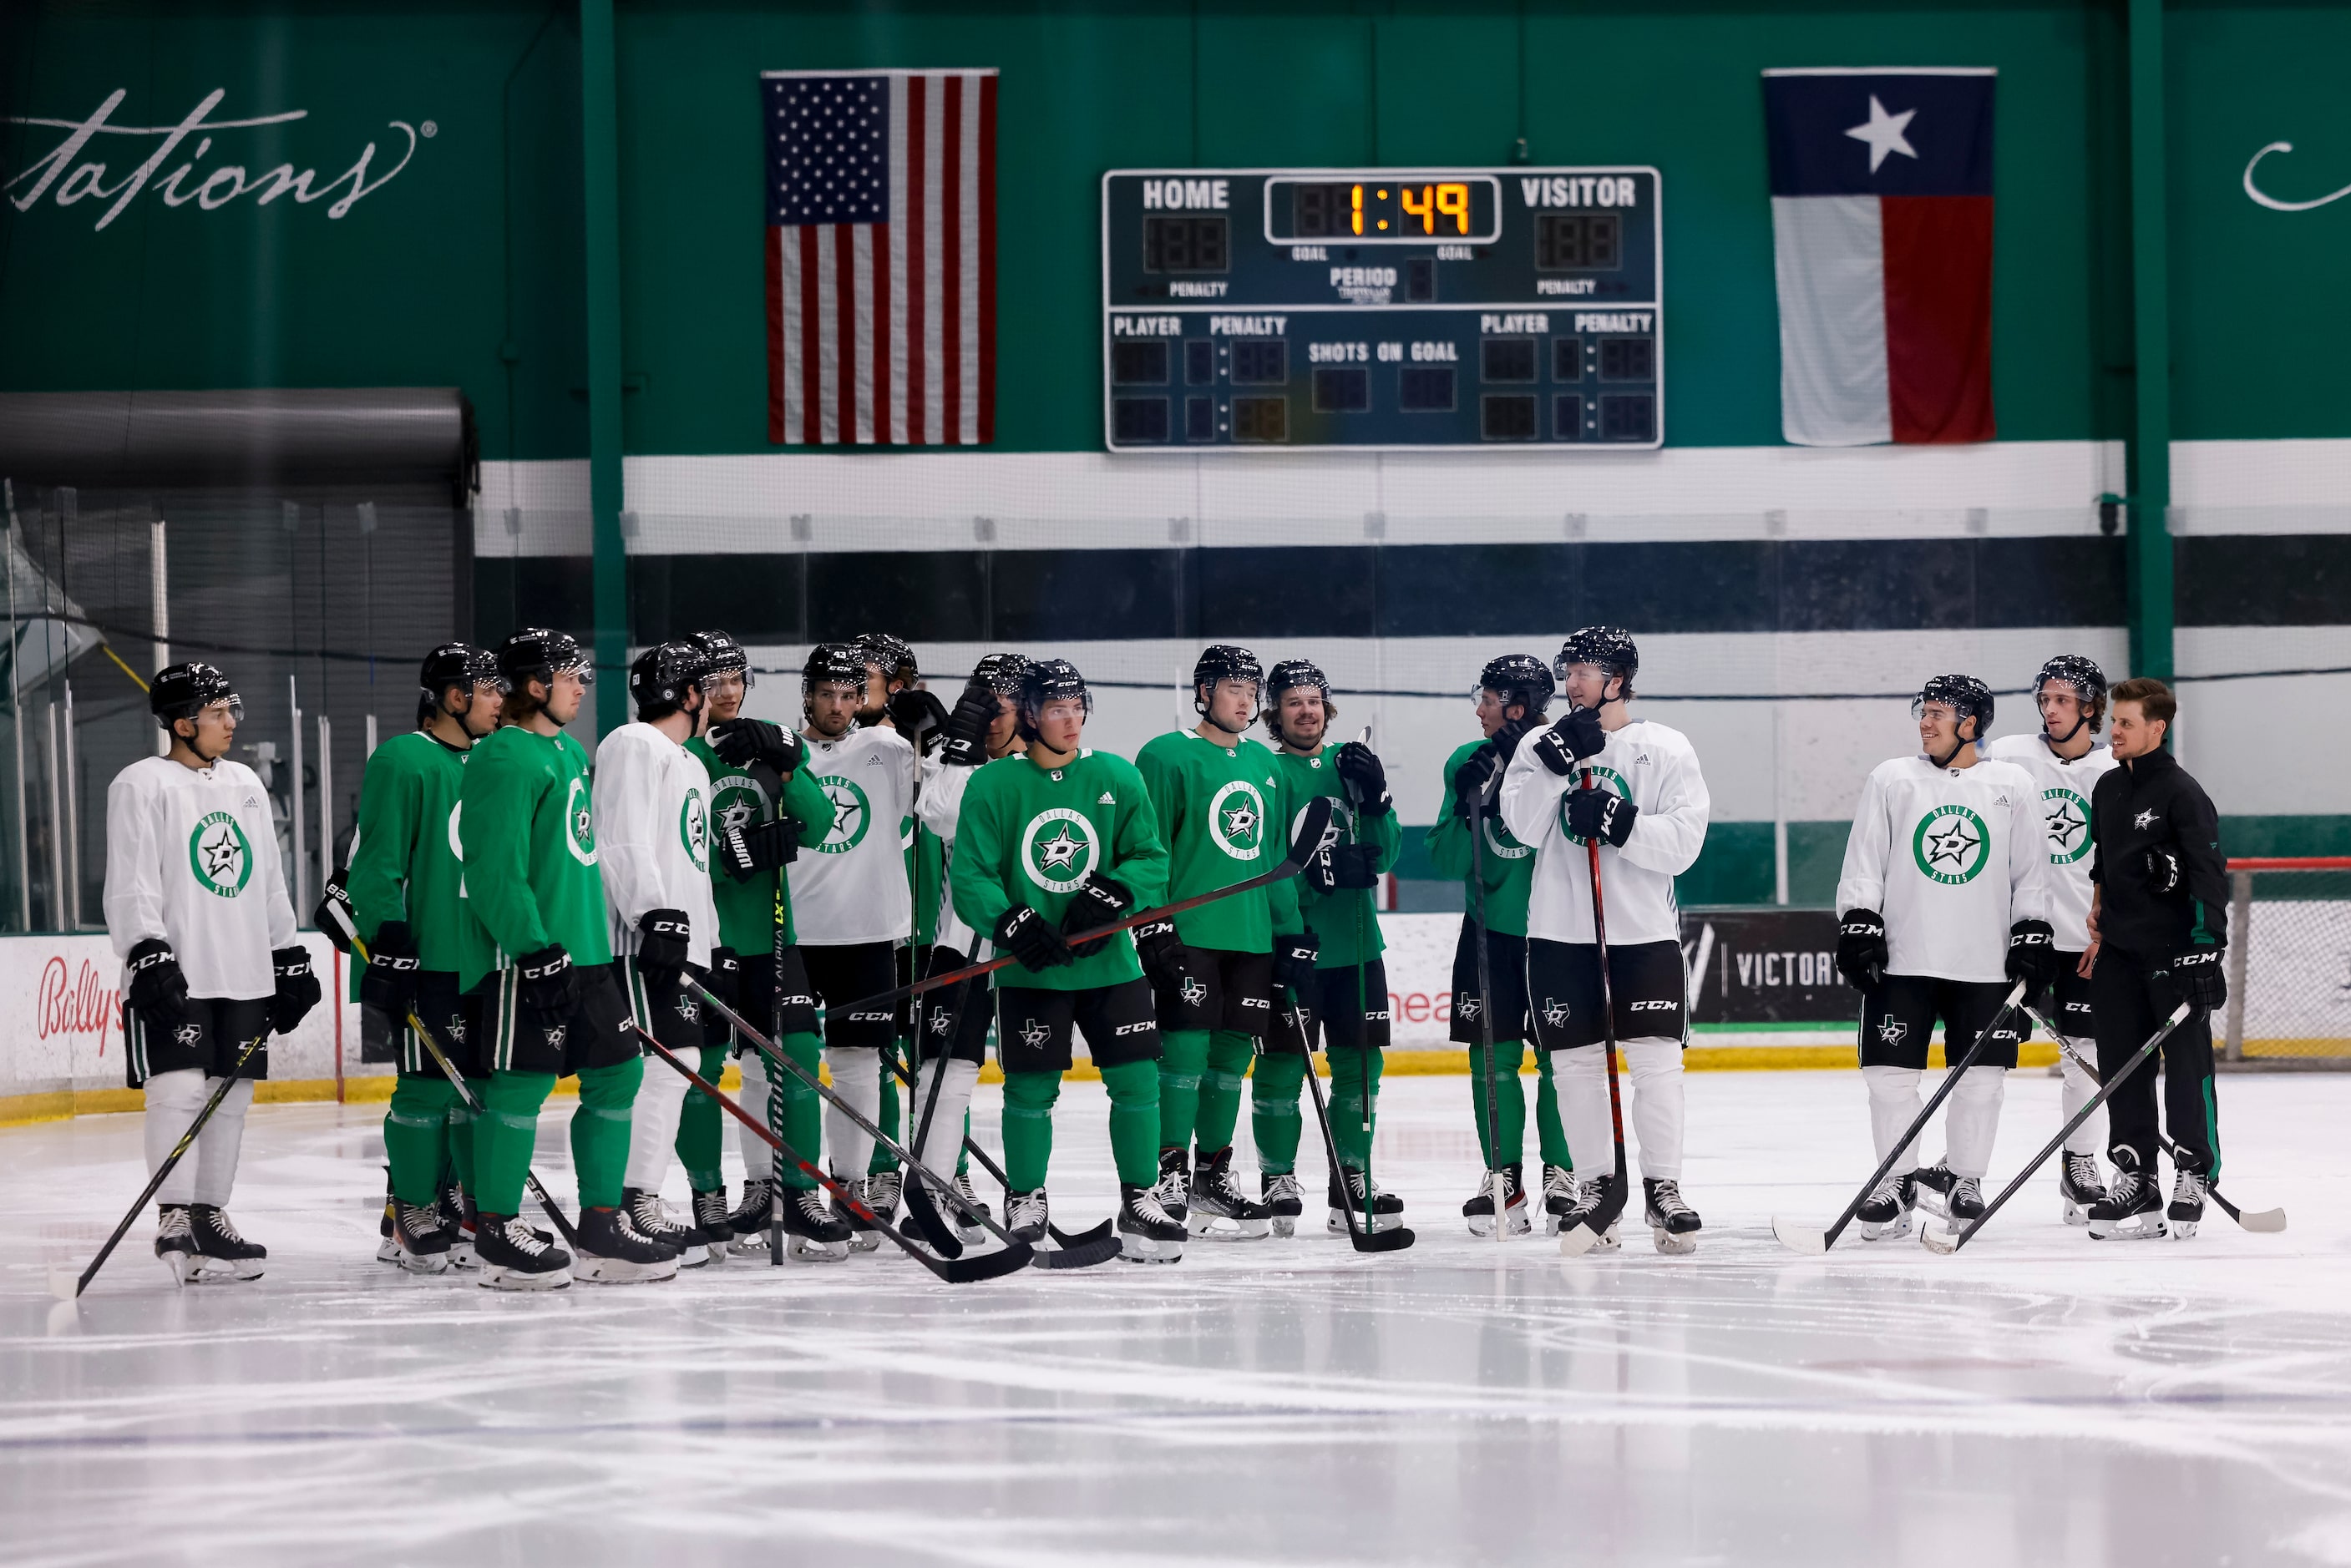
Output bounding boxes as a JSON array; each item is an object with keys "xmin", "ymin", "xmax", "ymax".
[{"xmin": 1099, "ymin": 792, "xmax": 1115, "ymax": 804}]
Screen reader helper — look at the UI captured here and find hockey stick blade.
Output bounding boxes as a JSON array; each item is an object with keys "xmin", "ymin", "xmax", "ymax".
[
  {"xmin": 1557, "ymin": 1173, "xmax": 1631, "ymax": 1258},
  {"xmin": 1769, "ymin": 1215, "xmax": 1831, "ymax": 1257},
  {"xmin": 1291, "ymin": 995, "xmax": 1416, "ymax": 1255},
  {"xmin": 1029, "ymin": 1220, "xmax": 1123, "ymax": 1269},
  {"xmin": 48, "ymin": 1263, "xmax": 83, "ymax": 1302}
]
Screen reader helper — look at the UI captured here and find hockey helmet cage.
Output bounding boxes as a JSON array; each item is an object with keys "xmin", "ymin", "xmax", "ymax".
[
  {"xmin": 1553, "ymin": 626, "xmax": 1639, "ymax": 690},
  {"xmin": 854, "ymin": 630, "xmax": 918, "ymax": 687},
  {"xmin": 2034, "ymin": 655, "xmax": 2106, "ymax": 707},
  {"xmin": 1266, "ymin": 659, "xmax": 1330, "ymax": 704},
  {"xmin": 1191, "ymin": 644, "xmax": 1263, "ymax": 715},
  {"xmin": 970, "ymin": 651, "xmax": 1031, "ymax": 695},
  {"xmin": 498, "ymin": 628, "xmax": 594, "ymax": 690},
  {"xmin": 1477, "ymin": 653, "xmax": 1555, "ymax": 719},
  {"xmin": 150, "ymin": 661, "xmax": 241, "ymax": 728},
  {"xmin": 1017, "ymin": 658, "xmax": 1092, "ymax": 740},
  {"xmin": 419, "ymin": 642, "xmax": 499, "ymax": 700},
  {"xmin": 803, "ymin": 641, "xmax": 868, "ymax": 693},
  {"xmin": 1913, "ymin": 673, "xmax": 1995, "ymax": 736},
  {"xmin": 629, "ymin": 639, "xmax": 715, "ymax": 714},
  {"xmin": 690, "ymin": 629, "xmax": 753, "ymax": 687}
]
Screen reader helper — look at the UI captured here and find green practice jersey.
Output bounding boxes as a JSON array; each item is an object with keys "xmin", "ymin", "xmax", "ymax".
[
  {"xmin": 950, "ymin": 748, "xmax": 1169, "ymax": 991},
  {"xmin": 458, "ymin": 724, "xmax": 611, "ymax": 987},
  {"xmin": 344, "ymin": 731, "xmax": 491, "ymax": 978},
  {"xmin": 1134, "ymin": 728, "xmax": 1301, "ymax": 953},
  {"xmin": 908, "ymin": 822, "xmax": 944, "ymax": 948},
  {"xmin": 685, "ymin": 736, "xmax": 837, "ymax": 953},
  {"xmin": 1425, "ymin": 739, "xmax": 1534, "ymax": 937},
  {"xmin": 1271, "ymin": 743, "xmax": 1399, "ymax": 967}
]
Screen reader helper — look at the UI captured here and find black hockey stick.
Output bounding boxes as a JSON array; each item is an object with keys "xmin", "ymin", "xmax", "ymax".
[
  {"xmin": 1466, "ymin": 776, "xmax": 1510, "ymax": 1244},
  {"xmin": 898, "ymin": 932, "xmax": 982, "ymax": 1259},
  {"xmin": 628, "ymin": 1019, "xmax": 1032, "ymax": 1282},
  {"xmin": 2034, "ymin": 1010, "xmax": 2286, "ymax": 1233},
  {"xmin": 51, "ymin": 1031, "xmax": 268, "ymax": 1301},
  {"xmin": 1770, "ymin": 976, "xmax": 2029, "ymax": 1256},
  {"xmin": 1921, "ymin": 1001, "xmax": 2196, "ymax": 1255},
  {"xmin": 1559, "ymin": 761, "xmax": 1632, "ymax": 1258},
  {"xmin": 1284, "ymin": 984, "xmax": 1414, "ymax": 1253},
  {"xmin": 821, "ymin": 797, "xmax": 1335, "ymax": 1022}
]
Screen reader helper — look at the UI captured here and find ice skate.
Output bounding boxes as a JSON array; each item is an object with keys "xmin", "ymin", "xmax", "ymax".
[
  {"xmin": 690, "ymin": 1189, "xmax": 732, "ymax": 1266},
  {"xmin": 1643, "ymin": 1177, "xmax": 1701, "ymax": 1255},
  {"xmin": 621, "ymin": 1186, "xmax": 712, "ymax": 1268},
  {"xmin": 1554, "ymin": 1176, "xmax": 1622, "ymax": 1253},
  {"xmin": 1327, "ymin": 1166, "xmax": 1406, "ymax": 1234},
  {"xmin": 472, "ymin": 1211, "xmax": 572, "ymax": 1291},
  {"xmin": 443, "ymin": 1185, "xmax": 480, "ymax": 1269},
  {"xmin": 1910, "ymin": 1161, "xmax": 1958, "ymax": 1219},
  {"xmin": 392, "ymin": 1198, "xmax": 454, "ymax": 1275},
  {"xmin": 2086, "ymin": 1159, "xmax": 2166, "ymax": 1240},
  {"xmin": 2166, "ymin": 1168, "xmax": 2207, "ymax": 1240},
  {"xmin": 1117, "ymin": 1182, "xmax": 1187, "ymax": 1263},
  {"xmin": 865, "ymin": 1169, "xmax": 904, "ymax": 1231},
  {"xmin": 1006, "ymin": 1188, "xmax": 1050, "ymax": 1244},
  {"xmin": 2059, "ymin": 1152, "xmax": 2107, "ymax": 1227},
  {"xmin": 952, "ymin": 1171, "xmax": 992, "ymax": 1243},
  {"xmin": 572, "ymin": 1205, "xmax": 680, "ymax": 1284},
  {"xmin": 1540, "ymin": 1164, "xmax": 1576, "ymax": 1237},
  {"xmin": 1463, "ymin": 1165, "xmax": 1530, "ymax": 1237},
  {"xmin": 1188, "ymin": 1147, "xmax": 1273, "ymax": 1239},
  {"xmin": 832, "ymin": 1177, "xmax": 883, "ymax": 1253},
  {"xmin": 1261, "ymin": 1172, "xmax": 1303, "ymax": 1238},
  {"xmin": 725, "ymin": 1177, "xmax": 778, "ymax": 1257},
  {"xmin": 374, "ymin": 1173, "xmax": 400, "ymax": 1264},
  {"xmin": 783, "ymin": 1186, "xmax": 853, "ymax": 1261},
  {"xmin": 1856, "ymin": 1172, "xmax": 1916, "ymax": 1242},
  {"xmin": 1153, "ymin": 1148, "xmax": 1191, "ymax": 1225},
  {"xmin": 185, "ymin": 1205, "xmax": 266, "ymax": 1282},
  {"xmin": 155, "ymin": 1204, "xmax": 205, "ymax": 1285}
]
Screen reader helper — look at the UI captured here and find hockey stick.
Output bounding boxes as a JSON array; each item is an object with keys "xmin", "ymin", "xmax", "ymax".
[
  {"xmin": 51, "ymin": 1031, "xmax": 267, "ymax": 1301},
  {"xmin": 2033, "ymin": 1010, "xmax": 2286, "ymax": 1233},
  {"xmin": 1559, "ymin": 759, "xmax": 1632, "ymax": 1258},
  {"xmin": 1769, "ymin": 977, "xmax": 2030, "ymax": 1256},
  {"xmin": 1466, "ymin": 774, "xmax": 1510, "ymax": 1244},
  {"xmin": 1921, "ymin": 1001, "xmax": 2196, "ymax": 1255},
  {"xmin": 1285, "ymin": 984, "xmax": 1415, "ymax": 1253},
  {"xmin": 821, "ymin": 797, "xmax": 1335, "ymax": 1021},
  {"xmin": 626, "ymin": 1019, "xmax": 1032, "ymax": 1282},
  {"xmin": 897, "ymin": 931, "xmax": 981, "ymax": 1259}
]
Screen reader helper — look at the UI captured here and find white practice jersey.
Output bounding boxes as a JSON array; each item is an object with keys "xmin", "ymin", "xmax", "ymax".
[
  {"xmin": 1499, "ymin": 718, "xmax": 1711, "ymax": 948},
  {"xmin": 788, "ymin": 724, "xmax": 915, "ymax": 945},
  {"xmin": 1835, "ymin": 754, "xmax": 2052, "ymax": 983},
  {"xmin": 104, "ymin": 755, "xmax": 296, "ymax": 1000},
  {"xmin": 916, "ymin": 755, "xmax": 988, "ymax": 958},
  {"xmin": 1983, "ymin": 734, "xmax": 2116, "ymax": 952},
  {"xmin": 594, "ymin": 722, "xmax": 717, "ymax": 968}
]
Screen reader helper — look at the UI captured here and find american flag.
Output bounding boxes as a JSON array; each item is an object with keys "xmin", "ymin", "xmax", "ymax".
[{"xmin": 763, "ymin": 68, "xmax": 997, "ymax": 446}]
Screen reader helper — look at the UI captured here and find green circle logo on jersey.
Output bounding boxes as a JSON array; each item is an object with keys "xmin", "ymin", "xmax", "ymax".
[
  {"xmin": 1207, "ymin": 780, "xmax": 1267, "ymax": 861},
  {"xmin": 447, "ymin": 802, "xmax": 464, "ymax": 862},
  {"xmin": 814, "ymin": 775, "xmax": 870, "ymax": 855},
  {"xmin": 1483, "ymin": 816, "xmax": 1531, "ymax": 861},
  {"xmin": 1557, "ymin": 766, "xmax": 1629, "ymax": 846},
  {"xmin": 1290, "ymin": 797, "xmax": 1347, "ymax": 856},
  {"xmin": 186, "ymin": 811, "xmax": 252, "ymax": 898},
  {"xmin": 680, "ymin": 787, "xmax": 710, "ymax": 873},
  {"xmin": 2042, "ymin": 787, "xmax": 2092, "ymax": 864},
  {"xmin": 1913, "ymin": 803, "xmax": 1990, "ymax": 884},
  {"xmin": 1021, "ymin": 807, "xmax": 1099, "ymax": 894},
  {"xmin": 711, "ymin": 771, "xmax": 770, "ymax": 842},
  {"xmin": 564, "ymin": 776, "xmax": 597, "ymax": 866}
]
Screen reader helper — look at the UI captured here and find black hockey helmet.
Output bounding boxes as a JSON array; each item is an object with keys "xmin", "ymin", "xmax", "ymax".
[
  {"xmin": 1553, "ymin": 626, "xmax": 1639, "ymax": 700},
  {"xmin": 1477, "ymin": 653, "xmax": 1555, "ymax": 720},
  {"xmin": 1016, "ymin": 657, "xmax": 1092, "ymax": 741},
  {"xmin": 498, "ymin": 628, "xmax": 593, "ymax": 690},
  {"xmin": 970, "ymin": 651, "xmax": 1031, "ymax": 695},
  {"xmin": 418, "ymin": 642, "xmax": 499, "ymax": 700},
  {"xmin": 629, "ymin": 639, "xmax": 714, "ymax": 715},
  {"xmin": 1192, "ymin": 644, "xmax": 1263, "ymax": 716},
  {"xmin": 1913, "ymin": 674, "xmax": 1994, "ymax": 737},
  {"xmin": 854, "ymin": 630, "xmax": 918, "ymax": 688},
  {"xmin": 150, "ymin": 661, "xmax": 241, "ymax": 729},
  {"xmin": 2034, "ymin": 655, "xmax": 2106, "ymax": 708},
  {"xmin": 803, "ymin": 641, "xmax": 868, "ymax": 694},
  {"xmin": 1267, "ymin": 659, "xmax": 1329, "ymax": 704},
  {"xmin": 690, "ymin": 629, "xmax": 753, "ymax": 688}
]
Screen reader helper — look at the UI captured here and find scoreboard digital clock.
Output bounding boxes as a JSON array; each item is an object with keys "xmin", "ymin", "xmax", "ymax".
[{"xmin": 1102, "ymin": 166, "xmax": 1661, "ymax": 453}]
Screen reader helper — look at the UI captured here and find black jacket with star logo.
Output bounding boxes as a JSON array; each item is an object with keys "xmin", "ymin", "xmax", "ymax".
[{"xmin": 2089, "ymin": 745, "xmax": 2227, "ymax": 956}]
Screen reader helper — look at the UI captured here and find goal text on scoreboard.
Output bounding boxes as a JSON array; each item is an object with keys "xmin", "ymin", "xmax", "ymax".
[{"xmin": 1101, "ymin": 167, "xmax": 1662, "ymax": 453}]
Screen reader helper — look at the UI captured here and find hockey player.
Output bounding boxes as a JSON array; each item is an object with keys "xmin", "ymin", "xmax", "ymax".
[
  {"xmin": 1135, "ymin": 647, "xmax": 1311, "ymax": 1237},
  {"xmin": 346, "ymin": 643, "xmax": 502, "ymax": 1272},
  {"xmin": 684, "ymin": 630, "xmax": 849, "ymax": 1259},
  {"xmin": 948, "ymin": 659, "xmax": 1179, "ymax": 1261},
  {"xmin": 2082, "ymin": 678, "xmax": 2229, "ymax": 1239},
  {"xmin": 601, "ymin": 640, "xmax": 727, "ymax": 1266},
  {"xmin": 1255, "ymin": 660, "xmax": 1406, "ymax": 1235},
  {"xmin": 1984, "ymin": 655, "xmax": 2119, "ymax": 1222},
  {"xmin": 1832, "ymin": 675, "xmax": 2057, "ymax": 1240},
  {"xmin": 1499, "ymin": 628, "xmax": 1711, "ymax": 1254},
  {"xmin": 786, "ymin": 641, "xmax": 918, "ymax": 1247},
  {"xmin": 460, "ymin": 629, "xmax": 677, "ymax": 1288},
  {"xmin": 1426, "ymin": 655, "xmax": 1577, "ymax": 1235},
  {"xmin": 104, "ymin": 662, "xmax": 317, "ymax": 1282}
]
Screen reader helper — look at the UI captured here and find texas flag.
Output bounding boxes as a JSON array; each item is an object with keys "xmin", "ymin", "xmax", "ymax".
[{"xmin": 1764, "ymin": 68, "xmax": 1995, "ymax": 446}]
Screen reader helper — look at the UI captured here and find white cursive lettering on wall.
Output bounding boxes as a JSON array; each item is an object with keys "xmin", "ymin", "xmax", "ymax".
[
  {"xmin": 2242, "ymin": 141, "xmax": 2351, "ymax": 212},
  {"xmin": 4, "ymin": 89, "xmax": 421, "ymax": 230}
]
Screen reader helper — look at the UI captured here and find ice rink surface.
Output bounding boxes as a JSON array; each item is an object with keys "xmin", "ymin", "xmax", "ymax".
[{"xmin": 5, "ymin": 1068, "xmax": 2350, "ymax": 1568}]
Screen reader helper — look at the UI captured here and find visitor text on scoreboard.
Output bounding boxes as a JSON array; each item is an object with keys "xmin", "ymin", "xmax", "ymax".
[{"xmin": 1101, "ymin": 167, "xmax": 1662, "ymax": 453}]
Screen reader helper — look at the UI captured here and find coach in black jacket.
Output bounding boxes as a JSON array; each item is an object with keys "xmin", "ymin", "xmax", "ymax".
[{"xmin": 2084, "ymin": 677, "xmax": 2228, "ymax": 1238}]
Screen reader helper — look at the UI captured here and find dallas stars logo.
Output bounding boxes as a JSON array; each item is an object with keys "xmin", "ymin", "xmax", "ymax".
[
  {"xmin": 186, "ymin": 812, "xmax": 253, "ymax": 898},
  {"xmin": 1457, "ymin": 995, "xmax": 1482, "ymax": 1021},
  {"xmin": 1222, "ymin": 798, "xmax": 1258, "ymax": 840},
  {"xmin": 2042, "ymin": 788, "xmax": 2092, "ymax": 864},
  {"xmin": 929, "ymin": 1009, "xmax": 954, "ymax": 1035},
  {"xmin": 719, "ymin": 797, "xmax": 757, "ymax": 836},
  {"xmin": 2134, "ymin": 808, "xmax": 2161, "ymax": 830},
  {"xmin": 817, "ymin": 776, "xmax": 872, "ymax": 853},
  {"xmin": 1541, "ymin": 997, "xmax": 1571, "ymax": 1026},
  {"xmin": 1020, "ymin": 808, "xmax": 1096, "ymax": 895},
  {"xmin": 1912, "ymin": 804, "xmax": 1989, "ymax": 886},
  {"xmin": 1018, "ymin": 1018, "xmax": 1051, "ymax": 1050},
  {"xmin": 1036, "ymin": 824, "xmax": 1084, "ymax": 874},
  {"xmin": 1178, "ymin": 976, "xmax": 1208, "ymax": 1009},
  {"xmin": 175, "ymin": 1023, "xmax": 203, "ymax": 1047},
  {"xmin": 1877, "ymin": 1016, "xmax": 1908, "ymax": 1047},
  {"xmin": 1206, "ymin": 781, "xmax": 1267, "ymax": 862}
]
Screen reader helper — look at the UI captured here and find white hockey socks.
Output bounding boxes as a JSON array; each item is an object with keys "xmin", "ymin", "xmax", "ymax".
[
  {"xmin": 735, "ymin": 1050, "xmax": 775, "ymax": 1174},
  {"xmin": 1620, "ymin": 1037, "xmax": 1685, "ymax": 1181},
  {"xmin": 143, "ymin": 1069, "xmax": 256, "ymax": 1206},
  {"xmin": 911, "ymin": 1058, "xmax": 980, "ymax": 1174},
  {"xmin": 1862, "ymin": 1065, "xmax": 1925, "ymax": 1170},
  {"xmin": 1942, "ymin": 1065, "xmax": 2009, "ymax": 1180},
  {"xmin": 823, "ymin": 1046, "xmax": 881, "ymax": 1181},
  {"xmin": 623, "ymin": 1058, "xmax": 690, "ymax": 1191},
  {"xmin": 2058, "ymin": 1037, "xmax": 2104, "ymax": 1155}
]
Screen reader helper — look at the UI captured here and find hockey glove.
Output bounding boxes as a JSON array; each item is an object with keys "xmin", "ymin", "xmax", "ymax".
[
  {"xmin": 516, "ymin": 943, "xmax": 582, "ymax": 1029},
  {"xmin": 2004, "ymin": 918, "xmax": 2060, "ymax": 1005},
  {"xmin": 2138, "ymin": 844, "xmax": 2185, "ymax": 897},
  {"xmin": 1548, "ymin": 707, "xmax": 1609, "ymax": 765},
  {"xmin": 1326, "ymin": 842, "xmax": 1383, "ymax": 889},
  {"xmin": 1835, "ymin": 909, "xmax": 1889, "ymax": 994},
  {"xmin": 270, "ymin": 946, "xmax": 322, "ymax": 1035},
  {"xmin": 636, "ymin": 908, "xmax": 692, "ymax": 984},
  {"xmin": 1060, "ymin": 873, "xmax": 1136, "ymax": 959},
  {"xmin": 1565, "ymin": 786, "xmax": 1639, "ymax": 848},
  {"xmin": 2168, "ymin": 945, "xmax": 2227, "ymax": 1012},
  {"xmin": 710, "ymin": 717, "xmax": 804, "ymax": 776},
  {"xmin": 1451, "ymin": 744, "xmax": 1500, "ymax": 820},
  {"xmin": 124, "ymin": 938, "xmax": 190, "ymax": 1032},
  {"xmin": 704, "ymin": 946, "xmax": 742, "ymax": 1011},
  {"xmin": 886, "ymin": 688, "xmax": 953, "ymax": 754},
  {"xmin": 939, "ymin": 685, "xmax": 1000, "ymax": 768},
  {"xmin": 996, "ymin": 905, "xmax": 1075, "ymax": 972},
  {"xmin": 1132, "ymin": 918, "xmax": 1188, "ymax": 991},
  {"xmin": 1334, "ymin": 741, "xmax": 1391, "ymax": 816},
  {"xmin": 1272, "ymin": 928, "xmax": 1321, "ymax": 994},
  {"xmin": 720, "ymin": 817, "xmax": 798, "ymax": 879},
  {"xmin": 313, "ymin": 869, "xmax": 357, "ymax": 955},
  {"xmin": 360, "ymin": 920, "xmax": 421, "ymax": 1019},
  {"xmin": 1492, "ymin": 716, "xmax": 1533, "ymax": 763}
]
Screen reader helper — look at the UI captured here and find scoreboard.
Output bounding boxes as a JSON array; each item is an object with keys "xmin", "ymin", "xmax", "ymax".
[{"xmin": 1101, "ymin": 166, "xmax": 1662, "ymax": 453}]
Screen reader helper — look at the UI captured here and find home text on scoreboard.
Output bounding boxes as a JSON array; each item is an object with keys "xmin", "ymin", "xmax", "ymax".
[{"xmin": 1102, "ymin": 167, "xmax": 1662, "ymax": 453}]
